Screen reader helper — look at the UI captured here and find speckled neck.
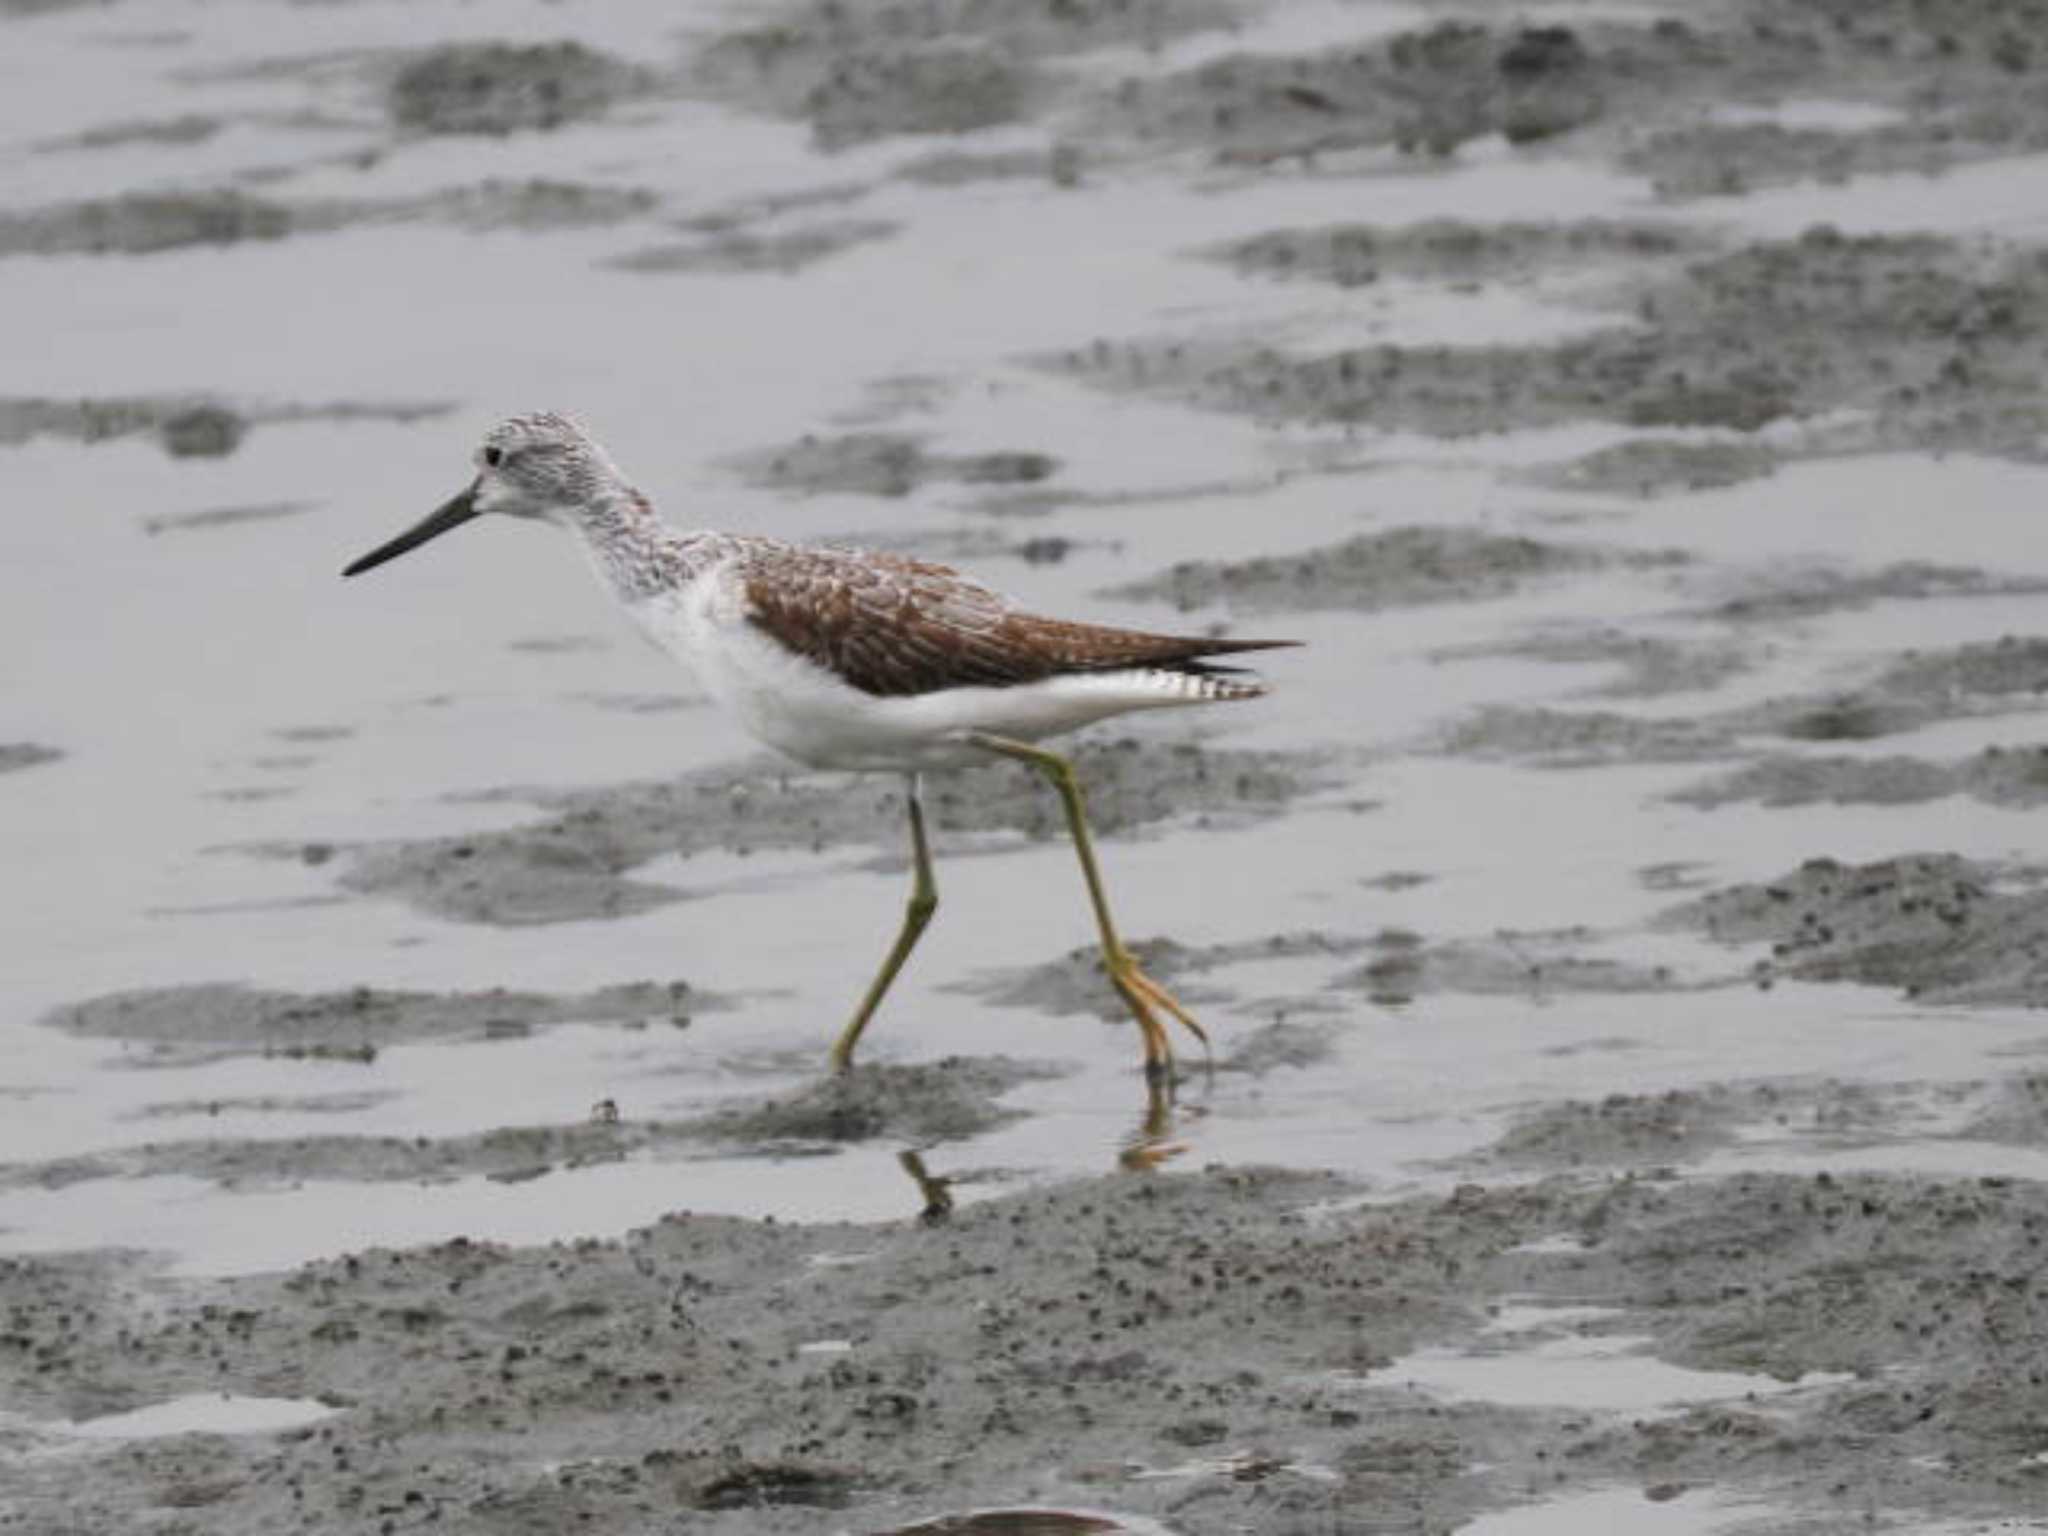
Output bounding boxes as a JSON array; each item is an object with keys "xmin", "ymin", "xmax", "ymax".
[{"xmin": 566, "ymin": 489, "xmax": 728, "ymax": 603}]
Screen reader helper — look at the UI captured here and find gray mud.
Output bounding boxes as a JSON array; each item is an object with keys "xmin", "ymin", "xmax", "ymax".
[
  {"xmin": 692, "ymin": 0, "xmax": 1233, "ymax": 151},
  {"xmin": 1114, "ymin": 3, "xmax": 2048, "ymax": 178},
  {"xmin": 961, "ymin": 925, "xmax": 1677, "ymax": 1022},
  {"xmin": 1689, "ymin": 558, "xmax": 2048, "ymax": 621},
  {"xmin": 1438, "ymin": 631, "xmax": 2048, "ymax": 769},
  {"xmin": 1526, "ymin": 437, "xmax": 1780, "ymax": 499},
  {"xmin": 1051, "ymin": 227, "xmax": 2048, "ymax": 457},
  {"xmin": 0, "ymin": 742, "xmax": 61, "ymax": 774},
  {"xmin": 609, "ymin": 218, "xmax": 898, "ymax": 276},
  {"xmin": 141, "ymin": 500, "xmax": 315, "ymax": 536},
  {"xmin": 1432, "ymin": 623, "xmax": 1751, "ymax": 699},
  {"xmin": 328, "ymin": 740, "xmax": 1336, "ymax": 926},
  {"xmin": 726, "ymin": 432, "xmax": 1058, "ymax": 498},
  {"xmin": 1207, "ymin": 218, "xmax": 1707, "ymax": 288},
  {"xmin": 0, "ymin": 395, "xmax": 450, "ymax": 457},
  {"xmin": 43, "ymin": 979, "xmax": 713, "ymax": 1065},
  {"xmin": 1107, "ymin": 525, "xmax": 1686, "ymax": 616},
  {"xmin": 8, "ymin": 1165, "xmax": 2048, "ymax": 1532},
  {"xmin": 1673, "ymin": 744, "xmax": 2048, "ymax": 810},
  {"xmin": 0, "ymin": 180, "xmax": 660, "ymax": 259},
  {"xmin": 388, "ymin": 41, "xmax": 651, "ymax": 136},
  {"xmin": 1665, "ymin": 853, "xmax": 2048, "ymax": 1006},
  {"xmin": 1433, "ymin": 705, "xmax": 1731, "ymax": 768},
  {"xmin": 0, "ymin": 1059, "xmax": 1053, "ymax": 1194}
]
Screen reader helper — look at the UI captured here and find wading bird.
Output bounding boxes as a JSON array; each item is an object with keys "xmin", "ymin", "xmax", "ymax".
[{"xmin": 344, "ymin": 414, "xmax": 1295, "ymax": 1083}]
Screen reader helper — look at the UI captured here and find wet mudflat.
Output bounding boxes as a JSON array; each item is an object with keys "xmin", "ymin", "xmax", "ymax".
[{"xmin": 7, "ymin": 0, "xmax": 2048, "ymax": 1532}]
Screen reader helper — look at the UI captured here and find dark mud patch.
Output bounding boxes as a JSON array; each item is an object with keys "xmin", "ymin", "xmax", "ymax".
[
  {"xmin": 331, "ymin": 739, "xmax": 1334, "ymax": 927},
  {"xmin": 1115, "ymin": 2, "xmax": 2048, "ymax": 178},
  {"xmin": 818, "ymin": 524, "xmax": 1104, "ymax": 571},
  {"xmin": 35, "ymin": 113, "xmax": 220, "ymax": 152},
  {"xmin": 893, "ymin": 144, "xmax": 1083, "ymax": 188},
  {"xmin": 43, "ymin": 979, "xmax": 714, "ymax": 1066},
  {"xmin": 11, "ymin": 1167, "xmax": 2048, "ymax": 1530},
  {"xmin": 141, "ymin": 500, "xmax": 315, "ymax": 537},
  {"xmin": 1480, "ymin": 1088, "xmax": 1740, "ymax": 1171},
  {"xmin": 0, "ymin": 1061, "xmax": 1045, "ymax": 1193},
  {"xmin": 964, "ymin": 925, "xmax": 1676, "ymax": 1022},
  {"xmin": 1472, "ymin": 1077, "xmax": 1947, "ymax": 1172},
  {"xmin": 693, "ymin": 0, "xmax": 1231, "ymax": 151},
  {"xmin": 0, "ymin": 395, "xmax": 450, "ymax": 457},
  {"xmin": 388, "ymin": 41, "xmax": 651, "ymax": 136},
  {"xmin": 685, "ymin": 1057, "xmax": 1060, "ymax": 1146},
  {"xmin": 1051, "ymin": 227, "xmax": 2048, "ymax": 456},
  {"xmin": 1690, "ymin": 558, "xmax": 2048, "ymax": 621},
  {"xmin": 959, "ymin": 930, "xmax": 1373, "ymax": 1022},
  {"xmin": 608, "ymin": 217, "xmax": 898, "ymax": 275},
  {"xmin": 1663, "ymin": 852, "xmax": 2048, "ymax": 1006},
  {"xmin": 1432, "ymin": 622, "xmax": 1751, "ymax": 699},
  {"xmin": 1107, "ymin": 525, "xmax": 1686, "ymax": 616},
  {"xmin": 1207, "ymin": 218, "xmax": 1706, "ymax": 289},
  {"xmin": 1622, "ymin": 119, "xmax": 1949, "ymax": 202},
  {"xmin": 1334, "ymin": 927, "xmax": 1681, "ymax": 1006},
  {"xmin": 0, "ymin": 181, "xmax": 661, "ymax": 260},
  {"xmin": 0, "ymin": 741, "xmax": 62, "ymax": 774},
  {"xmin": 726, "ymin": 431, "xmax": 1057, "ymax": 499},
  {"xmin": 1672, "ymin": 744, "xmax": 2048, "ymax": 810},
  {"xmin": 1432, "ymin": 705, "xmax": 1732, "ymax": 768},
  {"xmin": 1526, "ymin": 436, "xmax": 1780, "ymax": 499}
]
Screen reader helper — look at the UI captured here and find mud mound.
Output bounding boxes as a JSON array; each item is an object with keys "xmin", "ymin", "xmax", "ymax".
[
  {"xmin": 1336, "ymin": 928, "xmax": 1679, "ymax": 1005},
  {"xmin": 332, "ymin": 740, "xmax": 1336, "ymax": 926},
  {"xmin": 1434, "ymin": 705, "xmax": 1731, "ymax": 768},
  {"xmin": 0, "ymin": 395, "xmax": 449, "ymax": 457},
  {"xmin": 0, "ymin": 189, "xmax": 292, "ymax": 256},
  {"xmin": 1528, "ymin": 437, "xmax": 1779, "ymax": 499},
  {"xmin": 43, "ymin": 979, "xmax": 708, "ymax": 1063},
  {"xmin": 389, "ymin": 42, "xmax": 647, "ymax": 136},
  {"xmin": 725, "ymin": 432, "xmax": 1058, "ymax": 498},
  {"xmin": 1664, "ymin": 853, "xmax": 2048, "ymax": 1004},
  {"xmin": 1696, "ymin": 560, "xmax": 2048, "ymax": 621},
  {"xmin": 0, "ymin": 742, "xmax": 61, "ymax": 774},
  {"xmin": 1672, "ymin": 745, "xmax": 2048, "ymax": 810},
  {"xmin": 685, "ymin": 1057, "xmax": 1060, "ymax": 1145},
  {"xmin": 609, "ymin": 218, "xmax": 898, "ymax": 276},
  {"xmin": 1208, "ymin": 218, "xmax": 1705, "ymax": 288},
  {"xmin": 1483, "ymin": 1089, "xmax": 1738, "ymax": 1169},
  {"xmin": 695, "ymin": 0, "xmax": 1231, "ymax": 149},
  {"xmin": 1108, "ymin": 525, "xmax": 1684, "ymax": 616},
  {"xmin": 1433, "ymin": 624, "xmax": 1750, "ymax": 699},
  {"xmin": 1053, "ymin": 228, "xmax": 2048, "ymax": 455}
]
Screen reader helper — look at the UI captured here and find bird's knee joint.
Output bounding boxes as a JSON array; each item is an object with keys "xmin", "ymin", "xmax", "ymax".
[{"xmin": 907, "ymin": 892, "xmax": 938, "ymax": 923}]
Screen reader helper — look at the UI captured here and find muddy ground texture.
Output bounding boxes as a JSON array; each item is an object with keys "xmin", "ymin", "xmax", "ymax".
[
  {"xmin": 16, "ymin": 0, "xmax": 2048, "ymax": 1531},
  {"xmin": 6, "ymin": 1166, "xmax": 2048, "ymax": 1534}
]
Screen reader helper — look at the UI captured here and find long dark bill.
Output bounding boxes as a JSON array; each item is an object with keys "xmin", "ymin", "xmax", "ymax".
[{"xmin": 341, "ymin": 482, "xmax": 481, "ymax": 578}]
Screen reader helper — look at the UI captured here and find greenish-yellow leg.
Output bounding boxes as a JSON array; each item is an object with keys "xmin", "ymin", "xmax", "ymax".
[
  {"xmin": 830, "ymin": 775, "xmax": 938, "ymax": 1073},
  {"xmin": 970, "ymin": 732, "xmax": 1209, "ymax": 1083}
]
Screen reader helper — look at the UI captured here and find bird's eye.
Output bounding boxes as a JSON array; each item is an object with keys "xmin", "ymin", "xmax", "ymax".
[{"xmin": 482, "ymin": 446, "xmax": 504, "ymax": 468}]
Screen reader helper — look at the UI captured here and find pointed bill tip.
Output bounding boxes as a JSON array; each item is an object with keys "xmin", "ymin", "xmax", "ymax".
[{"xmin": 342, "ymin": 483, "xmax": 481, "ymax": 579}]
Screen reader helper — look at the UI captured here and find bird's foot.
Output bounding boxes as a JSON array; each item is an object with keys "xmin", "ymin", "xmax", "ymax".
[{"xmin": 1107, "ymin": 944, "xmax": 1209, "ymax": 1086}]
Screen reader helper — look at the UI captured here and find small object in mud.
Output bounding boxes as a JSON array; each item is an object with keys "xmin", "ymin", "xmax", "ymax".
[
  {"xmin": 159, "ymin": 404, "xmax": 247, "ymax": 458},
  {"xmin": 589, "ymin": 1097, "xmax": 620, "ymax": 1124},
  {"xmin": 897, "ymin": 1148, "xmax": 953, "ymax": 1223},
  {"xmin": 341, "ymin": 414, "xmax": 1302, "ymax": 1088}
]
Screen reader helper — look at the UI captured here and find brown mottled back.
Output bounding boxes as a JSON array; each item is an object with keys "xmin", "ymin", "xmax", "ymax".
[{"xmin": 739, "ymin": 542, "xmax": 1292, "ymax": 698}]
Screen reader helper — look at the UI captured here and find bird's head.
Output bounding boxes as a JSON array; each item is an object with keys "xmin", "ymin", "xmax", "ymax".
[{"xmin": 343, "ymin": 412, "xmax": 623, "ymax": 577}]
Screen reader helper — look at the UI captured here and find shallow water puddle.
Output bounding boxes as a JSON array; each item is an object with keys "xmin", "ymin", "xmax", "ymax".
[
  {"xmin": 1360, "ymin": 1306, "xmax": 1852, "ymax": 1415},
  {"xmin": 59, "ymin": 1393, "xmax": 336, "ymax": 1440},
  {"xmin": 1461, "ymin": 1485, "xmax": 1763, "ymax": 1536}
]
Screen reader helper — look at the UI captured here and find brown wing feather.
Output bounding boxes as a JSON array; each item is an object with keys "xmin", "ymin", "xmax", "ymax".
[{"xmin": 739, "ymin": 543, "xmax": 1294, "ymax": 698}]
